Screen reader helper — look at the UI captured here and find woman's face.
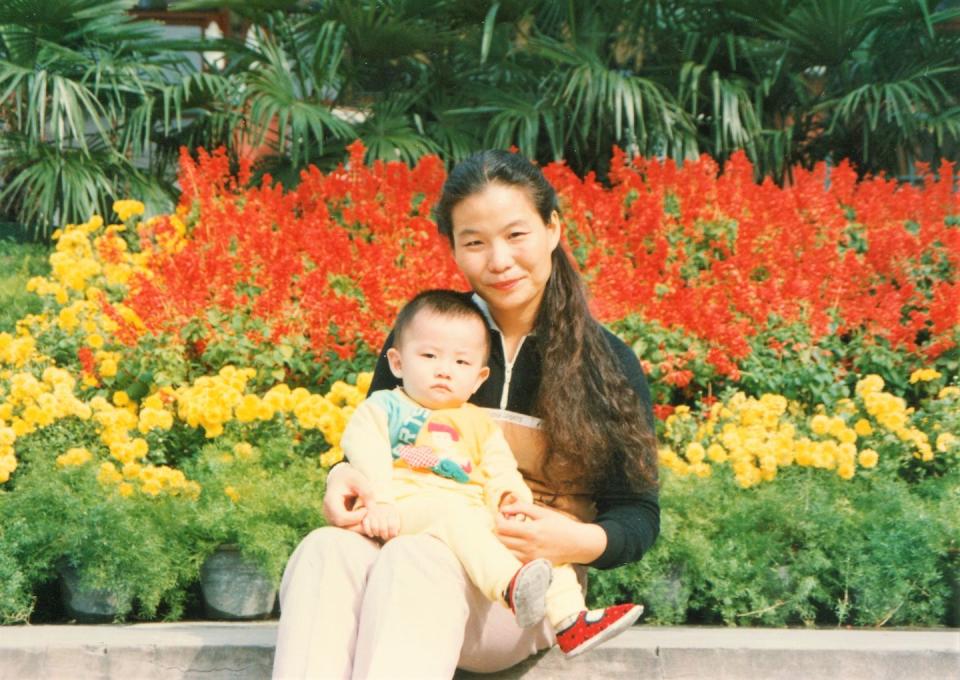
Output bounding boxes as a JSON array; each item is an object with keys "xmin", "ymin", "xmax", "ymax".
[{"xmin": 450, "ymin": 182, "xmax": 561, "ymax": 329}]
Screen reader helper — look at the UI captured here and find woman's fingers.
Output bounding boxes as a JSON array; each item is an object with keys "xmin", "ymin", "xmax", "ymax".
[{"xmin": 323, "ymin": 463, "xmax": 377, "ymax": 526}]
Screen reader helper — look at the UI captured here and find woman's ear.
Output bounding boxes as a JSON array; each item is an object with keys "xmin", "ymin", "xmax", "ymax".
[
  {"xmin": 547, "ymin": 210, "xmax": 562, "ymax": 250},
  {"xmin": 386, "ymin": 347, "xmax": 403, "ymax": 379}
]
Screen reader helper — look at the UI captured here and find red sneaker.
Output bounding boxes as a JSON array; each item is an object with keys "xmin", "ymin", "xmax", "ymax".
[
  {"xmin": 555, "ymin": 604, "xmax": 644, "ymax": 658},
  {"xmin": 504, "ymin": 558, "xmax": 553, "ymax": 628}
]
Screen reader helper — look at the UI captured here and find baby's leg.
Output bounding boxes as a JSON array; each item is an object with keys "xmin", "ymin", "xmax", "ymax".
[
  {"xmin": 544, "ymin": 564, "xmax": 587, "ymax": 628},
  {"xmin": 545, "ymin": 563, "xmax": 644, "ymax": 659},
  {"xmin": 397, "ymin": 494, "xmax": 521, "ymax": 604}
]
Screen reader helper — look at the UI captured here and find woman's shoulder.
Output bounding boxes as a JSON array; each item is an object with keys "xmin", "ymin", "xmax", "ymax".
[{"xmin": 596, "ymin": 324, "xmax": 643, "ymax": 374}]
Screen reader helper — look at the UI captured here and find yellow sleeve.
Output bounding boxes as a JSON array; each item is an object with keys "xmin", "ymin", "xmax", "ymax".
[
  {"xmin": 479, "ymin": 420, "xmax": 534, "ymax": 515},
  {"xmin": 341, "ymin": 398, "xmax": 395, "ymax": 503}
]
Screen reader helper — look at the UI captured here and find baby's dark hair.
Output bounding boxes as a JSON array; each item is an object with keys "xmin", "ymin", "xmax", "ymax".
[{"xmin": 393, "ymin": 289, "xmax": 490, "ymax": 362}]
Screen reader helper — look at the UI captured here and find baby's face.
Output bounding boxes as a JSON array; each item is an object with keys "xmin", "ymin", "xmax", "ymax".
[{"xmin": 387, "ymin": 311, "xmax": 490, "ymax": 410}]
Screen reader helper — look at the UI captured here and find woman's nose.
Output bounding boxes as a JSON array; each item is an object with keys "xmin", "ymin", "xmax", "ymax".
[{"xmin": 487, "ymin": 239, "xmax": 513, "ymax": 272}]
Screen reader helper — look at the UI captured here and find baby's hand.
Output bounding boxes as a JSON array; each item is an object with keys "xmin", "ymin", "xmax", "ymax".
[
  {"xmin": 361, "ymin": 502, "xmax": 401, "ymax": 541},
  {"xmin": 498, "ymin": 492, "xmax": 527, "ymax": 522}
]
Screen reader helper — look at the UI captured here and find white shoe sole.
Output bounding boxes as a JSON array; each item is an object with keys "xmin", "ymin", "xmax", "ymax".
[{"xmin": 511, "ymin": 559, "xmax": 553, "ymax": 628}]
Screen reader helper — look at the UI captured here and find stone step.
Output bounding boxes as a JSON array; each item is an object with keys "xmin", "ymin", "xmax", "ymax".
[{"xmin": 0, "ymin": 623, "xmax": 957, "ymax": 680}]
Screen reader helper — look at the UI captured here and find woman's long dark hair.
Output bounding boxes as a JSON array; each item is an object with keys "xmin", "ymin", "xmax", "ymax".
[{"xmin": 435, "ymin": 150, "xmax": 658, "ymax": 494}]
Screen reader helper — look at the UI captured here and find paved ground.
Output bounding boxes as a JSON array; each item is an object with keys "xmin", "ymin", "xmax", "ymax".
[{"xmin": 0, "ymin": 623, "xmax": 958, "ymax": 679}]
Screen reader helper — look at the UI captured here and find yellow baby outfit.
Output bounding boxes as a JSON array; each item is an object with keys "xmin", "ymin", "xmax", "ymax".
[{"xmin": 342, "ymin": 388, "xmax": 584, "ymax": 623}]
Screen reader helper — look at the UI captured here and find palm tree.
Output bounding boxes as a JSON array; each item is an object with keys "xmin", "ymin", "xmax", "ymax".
[
  {"xmin": 0, "ymin": 0, "xmax": 231, "ymax": 238},
  {"xmin": 175, "ymin": 0, "xmax": 960, "ymax": 183}
]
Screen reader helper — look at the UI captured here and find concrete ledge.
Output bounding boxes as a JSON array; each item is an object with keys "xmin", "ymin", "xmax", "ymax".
[{"xmin": 1, "ymin": 623, "xmax": 958, "ymax": 680}]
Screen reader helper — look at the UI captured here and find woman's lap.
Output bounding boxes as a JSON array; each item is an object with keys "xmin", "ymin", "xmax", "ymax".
[{"xmin": 273, "ymin": 526, "xmax": 552, "ymax": 679}]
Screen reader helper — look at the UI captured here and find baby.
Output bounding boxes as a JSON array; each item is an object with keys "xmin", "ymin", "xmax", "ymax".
[{"xmin": 341, "ymin": 289, "xmax": 642, "ymax": 658}]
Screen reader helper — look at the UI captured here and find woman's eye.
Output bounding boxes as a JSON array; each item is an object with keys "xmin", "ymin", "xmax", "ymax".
[{"xmin": 509, "ymin": 231, "xmax": 527, "ymax": 240}]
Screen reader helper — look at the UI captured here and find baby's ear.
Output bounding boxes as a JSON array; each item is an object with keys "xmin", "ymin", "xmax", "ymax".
[
  {"xmin": 386, "ymin": 347, "xmax": 403, "ymax": 379},
  {"xmin": 473, "ymin": 366, "xmax": 490, "ymax": 392}
]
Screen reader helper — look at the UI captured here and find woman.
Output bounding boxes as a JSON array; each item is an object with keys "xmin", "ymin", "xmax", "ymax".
[{"xmin": 272, "ymin": 150, "xmax": 660, "ymax": 679}]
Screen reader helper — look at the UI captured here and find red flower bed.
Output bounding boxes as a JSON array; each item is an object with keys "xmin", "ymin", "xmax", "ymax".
[{"xmin": 121, "ymin": 143, "xmax": 959, "ymax": 382}]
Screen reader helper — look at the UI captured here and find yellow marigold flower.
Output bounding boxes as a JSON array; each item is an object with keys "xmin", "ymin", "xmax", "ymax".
[
  {"xmin": 706, "ymin": 443, "xmax": 727, "ymax": 463},
  {"xmin": 122, "ymin": 462, "xmax": 142, "ymax": 479},
  {"xmin": 810, "ymin": 414, "xmax": 830, "ymax": 436},
  {"xmin": 685, "ymin": 442, "xmax": 706, "ymax": 464},
  {"xmin": 141, "ymin": 479, "xmax": 162, "ymax": 496},
  {"xmin": 909, "ymin": 368, "xmax": 942, "ymax": 384},
  {"xmin": 855, "ymin": 374, "xmax": 884, "ymax": 396},
  {"xmin": 0, "ymin": 453, "xmax": 18, "ymax": 483},
  {"xmin": 142, "ymin": 394, "xmax": 164, "ymax": 411},
  {"xmin": 235, "ymin": 394, "xmax": 261, "ymax": 423},
  {"xmin": 113, "ymin": 391, "xmax": 130, "ymax": 407},
  {"xmin": 938, "ymin": 386, "xmax": 960, "ymax": 399},
  {"xmin": 0, "ymin": 426, "xmax": 16, "ymax": 447},
  {"xmin": 936, "ymin": 433, "xmax": 957, "ymax": 452},
  {"xmin": 320, "ymin": 446, "xmax": 344, "ymax": 468},
  {"xmin": 113, "ymin": 200, "xmax": 145, "ymax": 222},
  {"xmin": 837, "ymin": 462, "xmax": 855, "ymax": 480},
  {"xmin": 854, "ymin": 419, "xmax": 873, "ymax": 437},
  {"xmin": 86, "ymin": 333, "xmax": 104, "ymax": 349},
  {"xmin": 858, "ymin": 449, "xmax": 879, "ymax": 468},
  {"xmin": 355, "ymin": 372, "xmax": 373, "ymax": 396},
  {"xmin": 691, "ymin": 462, "xmax": 712, "ymax": 478},
  {"xmin": 224, "ymin": 485, "xmax": 240, "ymax": 502},
  {"xmin": 97, "ymin": 461, "xmax": 123, "ymax": 485},
  {"xmin": 118, "ymin": 482, "xmax": 134, "ymax": 497},
  {"xmin": 98, "ymin": 357, "xmax": 118, "ymax": 378},
  {"xmin": 56, "ymin": 447, "xmax": 93, "ymax": 468},
  {"xmin": 836, "ymin": 427, "xmax": 857, "ymax": 445}
]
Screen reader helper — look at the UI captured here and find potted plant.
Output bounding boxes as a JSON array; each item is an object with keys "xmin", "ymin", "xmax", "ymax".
[
  {"xmin": 0, "ymin": 416, "xmax": 203, "ymax": 622},
  {"xmin": 186, "ymin": 427, "xmax": 327, "ymax": 620}
]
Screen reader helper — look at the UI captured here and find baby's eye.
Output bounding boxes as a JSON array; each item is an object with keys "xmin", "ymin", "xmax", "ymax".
[
  {"xmin": 421, "ymin": 352, "xmax": 436, "ymax": 359},
  {"xmin": 456, "ymin": 359, "xmax": 471, "ymax": 366}
]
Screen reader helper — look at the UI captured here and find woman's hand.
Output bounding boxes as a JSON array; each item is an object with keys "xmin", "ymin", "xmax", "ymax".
[
  {"xmin": 322, "ymin": 463, "xmax": 375, "ymax": 531},
  {"xmin": 495, "ymin": 500, "xmax": 608, "ymax": 566}
]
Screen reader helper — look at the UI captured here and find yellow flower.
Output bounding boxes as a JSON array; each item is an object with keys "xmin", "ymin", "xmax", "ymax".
[
  {"xmin": 706, "ymin": 443, "xmax": 728, "ymax": 463},
  {"xmin": 855, "ymin": 374, "xmax": 884, "ymax": 396},
  {"xmin": 810, "ymin": 414, "xmax": 830, "ymax": 436},
  {"xmin": 99, "ymin": 358, "xmax": 118, "ymax": 378},
  {"xmin": 837, "ymin": 462, "xmax": 855, "ymax": 480},
  {"xmin": 908, "ymin": 368, "xmax": 941, "ymax": 384},
  {"xmin": 854, "ymin": 419, "xmax": 873, "ymax": 437},
  {"xmin": 320, "ymin": 446, "xmax": 344, "ymax": 468},
  {"xmin": 936, "ymin": 433, "xmax": 957, "ymax": 453},
  {"xmin": 113, "ymin": 199, "xmax": 145, "ymax": 222},
  {"xmin": 684, "ymin": 442, "xmax": 706, "ymax": 464},
  {"xmin": 56, "ymin": 447, "xmax": 93, "ymax": 468},
  {"xmin": 118, "ymin": 482, "xmax": 134, "ymax": 497},
  {"xmin": 224, "ymin": 485, "xmax": 240, "ymax": 502},
  {"xmin": 938, "ymin": 386, "xmax": 960, "ymax": 399},
  {"xmin": 113, "ymin": 391, "xmax": 130, "ymax": 407},
  {"xmin": 97, "ymin": 461, "xmax": 123, "ymax": 485},
  {"xmin": 858, "ymin": 449, "xmax": 879, "ymax": 468}
]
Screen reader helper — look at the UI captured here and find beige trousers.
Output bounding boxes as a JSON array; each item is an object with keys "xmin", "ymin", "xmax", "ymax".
[
  {"xmin": 271, "ymin": 527, "xmax": 555, "ymax": 680},
  {"xmin": 396, "ymin": 493, "xmax": 585, "ymax": 627}
]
